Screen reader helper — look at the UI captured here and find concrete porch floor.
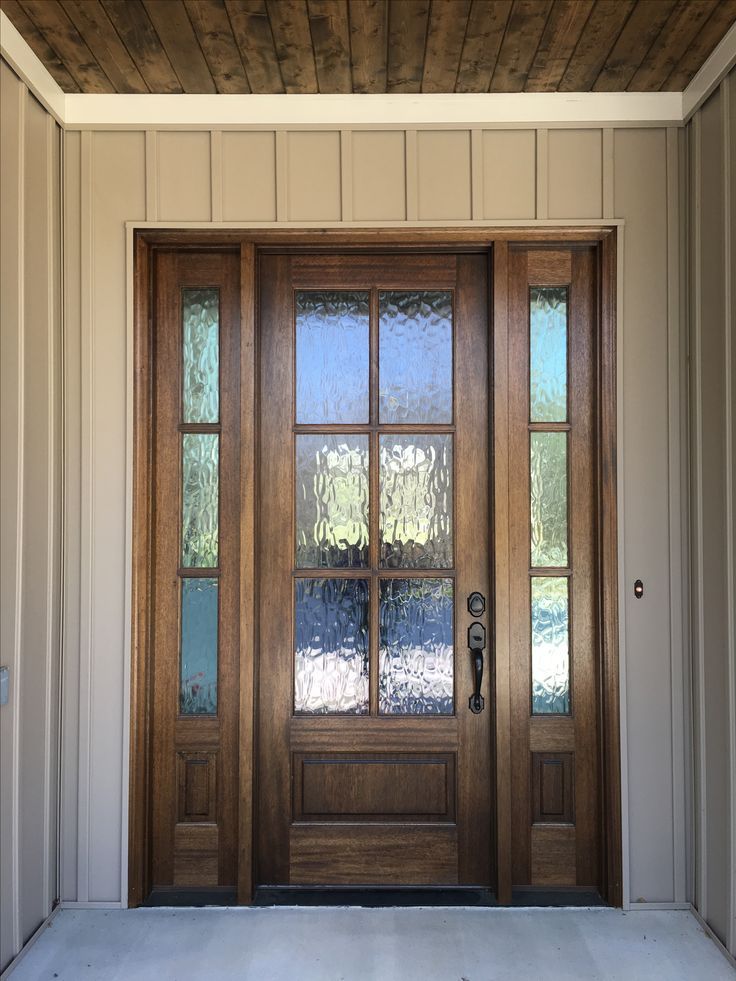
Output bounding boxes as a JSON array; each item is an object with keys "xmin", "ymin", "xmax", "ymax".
[{"xmin": 6, "ymin": 907, "xmax": 734, "ymax": 981}]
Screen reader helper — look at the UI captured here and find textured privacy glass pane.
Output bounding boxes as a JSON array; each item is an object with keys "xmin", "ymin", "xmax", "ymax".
[
  {"xmin": 531, "ymin": 577, "xmax": 570, "ymax": 715},
  {"xmin": 182, "ymin": 433, "xmax": 219, "ymax": 568},
  {"xmin": 379, "ymin": 291, "xmax": 453, "ymax": 423},
  {"xmin": 380, "ymin": 435, "xmax": 453, "ymax": 568},
  {"xmin": 180, "ymin": 578, "xmax": 218, "ymax": 715},
  {"xmin": 294, "ymin": 578, "xmax": 369, "ymax": 714},
  {"xmin": 530, "ymin": 286, "xmax": 567, "ymax": 422},
  {"xmin": 379, "ymin": 578, "xmax": 454, "ymax": 715},
  {"xmin": 182, "ymin": 288, "xmax": 219, "ymax": 423},
  {"xmin": 296, "ymin": 291, "xmax": 369, "ymax": 424},
  {"xmin": 296, "ymin": 435, "xmax": 369, "ymax": 568},
  {"xmin": 530, "ymin": 432, "xmax": 568, "ymax": 567}
]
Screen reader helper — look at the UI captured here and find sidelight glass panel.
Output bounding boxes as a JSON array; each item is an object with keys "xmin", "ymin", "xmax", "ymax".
[
  {"xmin": 182, "ymin": 288, "xmax": 219, "ymax": 423},
  {"xmin": 180, "ymin": 577, "xmax": 218, "ymax": 715},
  {"xmin": 296, "ymin": 291, "xmax": 370, "ymax": 424},
  {"xmin": 294, "ymin": 578, "xmax": 369, "ymax": 714},
  {"xmin": 296, "ymin": 435, "xmax": 369, "ymax": 568},
  {"xmin": 379, "ymin": 578, "xmax": 454, "ymax": 715},
  {"xmin": 380, "ymin": 435, "xmax": 453, "ymax": 568},
  {"xmin": 530, "ymin": 286, "xmax": 567, "ymax": 422},
  {"xmin": 530, "ymin": 432, "xmax": 568, "ymax": 567},
  {"xmin": 182, "ymin": 433, "xmax": 219, "ymax": 568},
  {"xmin": 531, "ymin": 576, "xmax": 570, "ymax": 715},
  {"xmin": 379, "ymin": 290, "xmax": 453, "ymax": 423}
]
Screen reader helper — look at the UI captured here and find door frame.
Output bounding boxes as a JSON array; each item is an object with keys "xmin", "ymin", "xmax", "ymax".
[{"xmin": 128, "ymin": 228, "xmax": 620, "ymax": 907}]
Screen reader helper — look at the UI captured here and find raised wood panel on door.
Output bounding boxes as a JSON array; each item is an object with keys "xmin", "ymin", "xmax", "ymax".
[
  {"xmin": 150, "ymin": 251, "xmax": 240, "ymax": 897},
  {"xmin": 507, "ymin": 245, "xmax": 601, "ymax": 892},
  {"xmin": 257, "ymin": 251, "xmax": 492, "ymax": 888}
]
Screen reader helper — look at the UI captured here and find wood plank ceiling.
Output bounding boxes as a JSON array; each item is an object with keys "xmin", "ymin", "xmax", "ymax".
[{"xmin": 2, "ymin": 0, "xmax": 735, "ymax": 95}]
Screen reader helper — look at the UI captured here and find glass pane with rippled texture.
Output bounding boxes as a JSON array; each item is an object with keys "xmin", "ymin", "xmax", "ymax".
[
  {"xmin": 296, "ymin": 436, "xmax": 369, "ymax": 568},
  {"xmin": 530, "ymin": 432, "xmax": 568, "ymax": 567},
  {"xmin": 182, "ymin": 288, "xmax": 219, "ymax": 423},
  {"xmin": 180, "ymin": 578, "xmax": 218, "ymax": 714},
  {"xmin": 530, "ymin": 286, "xmax": 567, "ymax": 423},
  {"xmin": 294, "ymin": 578, "xmax": 369, "ymax": 714},
  {"xmin": 182, "ymin": 433, "xmax": 219, "ymax": 568},
  {"xmin": 296, "ymin": 291, "xmax": 370, "ymax": 424},
  {"xmin": 379, "ymin": 291, "xmax": 453, "ymax": 423},
  {"xmin": 379, "ymin": 578, "xmax": 453, "ymax": 715},
  {"xmin": 532, "ymin": 577, "xmax": 570, "ymax": 714},
  {"xmin": 380, "ymin": 435, "xmax": 452, "ymax": 568}
]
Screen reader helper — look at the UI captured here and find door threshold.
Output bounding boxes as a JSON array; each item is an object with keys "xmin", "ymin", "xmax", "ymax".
[{"xmin": 254, "ymin": 886, "xmax": 497, "ymax": 907}]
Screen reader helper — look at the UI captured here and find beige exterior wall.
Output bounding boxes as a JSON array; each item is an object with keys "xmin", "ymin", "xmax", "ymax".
[
  {"xmin": 0, "ymin": 62, "xmax": 62, "ymax": 971},
  {"xmin": 58, "ymin": 116, "xmax": 689, "ymax": 911},
  {"xmin": 688, "ymin": 69, "xmax": 736, "ymax": 954}
]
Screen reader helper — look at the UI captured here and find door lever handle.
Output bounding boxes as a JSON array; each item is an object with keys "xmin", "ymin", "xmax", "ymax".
[{"xmin": 468, "ymin": 622, "xmax": 486, "ymax": 714}]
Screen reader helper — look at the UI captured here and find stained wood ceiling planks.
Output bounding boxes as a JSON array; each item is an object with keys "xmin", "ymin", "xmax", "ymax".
[{"xmin": 2, "ymin": 0, "xmax": 734, "ymax": 95}]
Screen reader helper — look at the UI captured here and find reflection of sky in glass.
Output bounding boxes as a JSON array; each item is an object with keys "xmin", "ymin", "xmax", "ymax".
[
  {"xmin": 530, "ymin": 287, "xmax": 567, "ymax": 422},
  {"xmin": 379, "ymin": 291, "xmax": 453, "ymax": 423},
  {"xmin": 296, "ymin": 291, "xmax": 369, "ymax": 424},
  {"xmin": 531, "ymin": 576, "xmax": 569, "ymax": 714},
  {"xmin": 180, "ymin": 578, "xmax": 218, "ymax": 715}
]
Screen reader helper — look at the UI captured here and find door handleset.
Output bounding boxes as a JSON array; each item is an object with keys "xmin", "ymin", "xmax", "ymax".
[{"xmin": 468, "ymin": 621, "xmax": 486, "ymax": 714}]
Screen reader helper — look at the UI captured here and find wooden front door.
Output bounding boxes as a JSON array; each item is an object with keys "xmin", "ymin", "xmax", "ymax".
[{"xmin": 257, "ymin": 253, "xmax": 493, "ymax": 887}]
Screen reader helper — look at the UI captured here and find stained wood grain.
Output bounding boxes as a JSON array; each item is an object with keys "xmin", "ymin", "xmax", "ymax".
[
  {"xmin": 184, "ymin": 0, "xmax": 251, "ymax": 93},
  {"xmin": 18, "ymin": 0, "xmax": 114, "ymax": 92},
  {"xmin": 349, "ymin": 0, "xmax": 387, "ymax": 93},
  {"xmin": 142, "ymin": 0, "xmax": 216, "ymax": 92},
  {"xmin": 593, "ymin": 0, "xmax": 677, "ymax": 92},
  {"xmin": 59, "ymin": 0, "xmax": 148, "ymax": 92},
  {"xmin": 524, "ymin": 0, "xmax": 593, "ymax": 92},
  {"xmin": 0, "ymin": 0, "xmax": 80, "ymax": 90},
  {"xmin": 225, "ymin": 0, "xmax": 284, "ymax": 93},
  {"xmin": 422, "ymin": 0, "xmax": 471, "ymax": 93},
  {"xmin": 100, "ymin": 0, "xmax": 182, "ymax": 93},
  {"xmin": 386, "ymin": 0, "xmax": 429, "ymax": 93},
  {"xmin": 455, "ymin": 0, "xmax": 511, "ymax": 93},
  {"xmin": 491, "ymin": 0, "xmax": 553, "ymax": 93},
  {"xmin": 628, "ymin": 0, "xmax": 719, "ymax": 91},
  {"xmin": 308, "ymin": 0, "xmax": 351, "ymax": 93},
  {"xmin": 661, "ymin": 0, "xmax": 736, "ymax": 91},
  {"xmin": 267, "ymin": 0, "xmax": 318, "ymax": 93},
  {"xmin": 558, "ymin": 0, "xmax": 636, "ymax": 93}
]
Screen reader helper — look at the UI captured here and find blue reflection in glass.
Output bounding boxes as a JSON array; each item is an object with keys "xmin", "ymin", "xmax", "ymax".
[
  {"xmin": 180, "ymin": 578, "xmax": 218, "ymax": 715},
  {"xmin": 530, "ymin": 286, "xmax": 567, "ymax": 422},
  {"xmin": 296, "ymin": 291, "xmax": 370, "ymax": 424}
]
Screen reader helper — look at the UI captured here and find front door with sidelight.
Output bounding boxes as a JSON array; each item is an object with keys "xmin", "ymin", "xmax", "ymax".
[{"xmin": 257, "ymin": 253, "xmax": 493, "ymax": 888}]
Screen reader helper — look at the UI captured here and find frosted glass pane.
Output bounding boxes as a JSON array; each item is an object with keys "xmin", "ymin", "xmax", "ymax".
[
  {"xmin": 530, "ymin": 432, "xmax": 568, "ymax": 567},
  {"xmin": 182, "ymin": 288, "xmax": 219, "ymax": 423},
  {"xmin": 530, "ymin": 286, "xmax": 567, "ymax": 422},
  {"xmin": 182, "ymin": 433, "xmax": 219, "ymax": 568},
  {"xmin": 379, "ymin": 578, "xmax": 454, "ymax": 715},
  {"xmin": 379, "ymin": 291, "xmax": 453, "ymax": 423},
  {"xmin": 531, "ymin": 577, "xmax": 570, "ymax": 715},
  {"xmin": 294, "ymin": 578, "xmax": 369, "ymax": 714},
  {"xmin": 296, "ymin": 435, "xmax": 369, "ymax": 568},
  {"xmin": 180, "ymin": 578, "xmax": 218, "ymax": 715},
  {"xmin": 380, "ymin": 435, "xmax": 453, "ymax": 568},
  {"xmin": 296, "ymin": 291, "xmax": 369, "ymax": 424}
]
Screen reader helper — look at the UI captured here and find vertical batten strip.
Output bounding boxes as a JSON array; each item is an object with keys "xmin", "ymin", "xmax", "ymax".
[
  {"xmin": 603, "ymin": 129, "xmax": 614, "ymax": 219},
  {"xmin": 276, "ymin": 131, "xmax": 288, "ymax": 222},
  {"xmin": 536, "ymin": 129, "xmax": 549, "ymax": 220},
  {"xmin": 666, "ymin": 125, "xmax": 687, "ymax": 904},
  {"xmin": 77, "ymin": 129, "xmax": 94, "ymax": 905},
  {"xmin": 721, "ymin": 76, "xmax": 736, "ymax": 956},
  {"xmin": 340, "ymin": 130, "xmax": 353, "ymax": 222},
  {"xmin": 691, "ymin": 110, "xmax": 708, "ymax": 921},
  {"xmin": 471, "ymin": 129, "xmax": 483, "ymax": 220},
  {"xmin": 211, "ymin": 130, "xmax": 223, "ymax": 223},
  {"xmin": 145, "ymin": 131, "xmax": 158, "ymax": 222},
  {"xmin": 405, "ymin": 130, "xmax": 418, "ymax": 221}
]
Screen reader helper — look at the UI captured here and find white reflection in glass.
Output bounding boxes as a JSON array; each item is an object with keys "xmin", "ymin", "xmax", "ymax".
[
  {"xmin": 530, "ymin": 431, "xmax": 568, "ymax": 567},
  {"xmin": 531, "ymin": 576, "xmax": 570, "ymax": 714},
  {"xmin": 182, "ymin": 287, "xmax": 219, "ymax": 423},
  {"xmin": 182, "ymin": 433, "xmax": 219, "ymax": 568}
]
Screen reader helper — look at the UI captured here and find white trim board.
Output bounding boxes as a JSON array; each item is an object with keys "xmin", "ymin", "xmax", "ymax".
[{"xmin": 2, "ymin": 8, "xmax": 735, "ymax": 130}]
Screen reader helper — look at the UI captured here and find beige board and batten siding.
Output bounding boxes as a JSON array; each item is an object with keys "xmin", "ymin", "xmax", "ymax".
[
  {"xmin": 688, "ymin": 71, "xmax": 736, "ymax": 955},
  {"xmin": 58, "ymin": 119, "xmax": 686, "ymax": 912},
  {"xmin": 0, "ymin": 63, "xmax": 62, "ymax": 971}
]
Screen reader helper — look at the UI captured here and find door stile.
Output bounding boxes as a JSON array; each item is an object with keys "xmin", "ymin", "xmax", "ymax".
[
  {"xmin": 238, "ymin": 242, "xmax": 257, "ymax": 902},
  {"xmin": 492, "ymin": 241, "xmax": 513, "ymax": 905}
]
